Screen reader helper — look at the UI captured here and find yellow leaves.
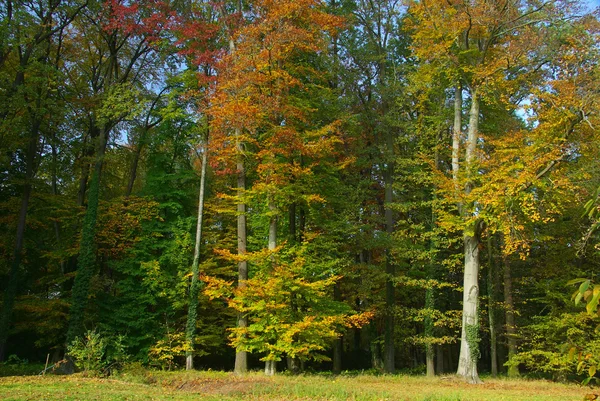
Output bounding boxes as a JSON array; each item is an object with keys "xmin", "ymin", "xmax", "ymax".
[
  {"xmin": 213, "ymin": 245, "xmax": 282, "ymax": 264},
  {"xmin": 344, "ymin": 310, "xmax": 375, "ymax": 329}
]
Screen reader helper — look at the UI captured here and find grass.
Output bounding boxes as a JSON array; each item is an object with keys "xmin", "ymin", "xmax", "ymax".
[{"xmin": 0, "ymin": 369, "xmax": 595, "ymax": 401}]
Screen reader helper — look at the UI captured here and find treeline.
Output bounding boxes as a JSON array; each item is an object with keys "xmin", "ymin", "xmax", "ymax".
[{"xmin": 1, "ymin": 0, "xmax": 599, "ymax": 382}]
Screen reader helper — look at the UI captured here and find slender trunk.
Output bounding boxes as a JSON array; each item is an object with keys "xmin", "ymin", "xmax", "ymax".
[
  {"xmin": 185, "ymin": 142, "xmax": 208, "ymax": 370},
  {"xmin": 125, "ymin": 128, "xmax": 146, "ymax": 197},
  {"xmin": 452, "ymin": 84, "xmax": 461, "ymax": 190},
  {"xmin": 287, "ymin": 203, "xmax": 302, "ymax": 373},
  {"xmin": 333, "ymin": 282, "xmax": 342, "ymax": 375},
  {"xmin": 234, "ymin": 142, "xmax": 248, "ymax": 375},
  {"xmin": 264, "ymin": 197, "xmax": 277, "ymax": 376},
  {"xmin": 487, "ymin": 236, "xmax": 498, "ymax": 377},
  {"xmin": 229, "ymin": 27, "xmax": 249, "ymax": 374},
  {"xmin": 456, "ymin": 88, "xmax": 482, "ymax": 384},
  {"xmin": 77, "ymin": 135, "xmax": 95, "ymax": 207},
  {"xmin": 0, "ymin": 123, "xmax": 39, "ymax": 361},
  {"xmin": 289, "ymin": 203, "xmax": 296, "ymax": 243},
  {"xmin": 268, "ymin": 200, "xmax": 277, "ymax": 252},
  {"xmin": 51, "ymin": 142, "xmax": 65, "ymax": 275},
  {"xmin": 298, "ymin": 206, "xmax": 306, "ymax": 242},
  {"xmin": 383, "ymin": 134, "xmax": 395, "ymax": 374},
  {"xmin": 66, "ymin": 125, "xmax": 108, "ymax": 344},
  {"xmin": 425, "ymin": 260, "xmax": 435, "ymax": 376},
  {"xmin": 504, "ymin": 256, "xmax": 519, "ymax": 377},
  {"xmin": 426, "ymin": 137, "xmax": 440, "ymax": 377}
]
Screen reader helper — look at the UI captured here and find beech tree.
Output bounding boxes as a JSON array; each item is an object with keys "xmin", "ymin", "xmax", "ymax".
[{"xmin": 407, "ymin": 0, "xmax": 597, "ymax": 383}]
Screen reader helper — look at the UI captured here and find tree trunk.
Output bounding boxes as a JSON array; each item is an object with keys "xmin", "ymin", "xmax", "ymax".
[
  {"xmin": 66, "ymin": 125, "xmax": 108, "ymax": 344},
  {"xmin": 234, "ymin": 143, "xmax": 248, "ymax": 375},
  {"xmin": 229, "ymin": 25, "xmax": 249, "ymax": 374},
  {"xmin": 425, "ymin": 287, "xmax": 435, "ymax": 377},
  {"xmin": 436, "ymin": 345, "xmax": 444, "ymax": 374},
  {"xmin": 264, "ymin": 198, "xmax": 277, "ymax": 376},
  {"xmin": 456, "ymin": 233, "xmax": 482, "ymax": 383},
  {"xmin": 456, "ymin": 88, "xmax": 482, "ymax": 384},
  {"xmin": 383, "ymin": 134, "xmax": 395, "ymax": 374},
  {"xmin": 504, "ymin": 256, "xmax": 519, "ymax": 377},
  {"xmin": 333, "ymin": 282, "xmax": 342, "ymax": 374},
  {"xmin": 426, "ymin": 135, "xmax": 441, "ymax": 377},
  {"xmin": 487, "ymin": 235, "xmax": 498, "ymax": 377},
  {"xmin": 265, "ymin": 360, "xmax": 276, "ymax": 376},
  {"xmin": 185, "ymin": 141, "xmax": 208, "ymax": 370},
  {"xmin": 452, "ymin": 83, "xmax": 461, "ymax": 199},
  {"xmin": 125, "ymin": 128, "xmax": 146, "ymax": 197},
  {"xmin": 0, "ymin": 123, "xmax": 39, "ymax": 361}
]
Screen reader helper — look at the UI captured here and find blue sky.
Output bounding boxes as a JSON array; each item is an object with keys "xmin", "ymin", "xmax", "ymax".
[{"xmin": 586, "ymin": 0, "xmax": 600, "ymax": 9}]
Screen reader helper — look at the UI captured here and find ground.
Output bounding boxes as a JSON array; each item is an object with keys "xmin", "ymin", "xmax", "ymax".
[{"xmin": 0, "ymin": 370, "xmax": 595, "ymax": 400}]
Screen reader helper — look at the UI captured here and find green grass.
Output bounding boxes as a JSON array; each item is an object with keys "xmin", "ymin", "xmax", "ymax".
[{"xmin": 0, "ymin": 369, "xmax": 595, "ymax": 400}]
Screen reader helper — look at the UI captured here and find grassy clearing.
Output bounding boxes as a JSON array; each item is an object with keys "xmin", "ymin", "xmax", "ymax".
[{"xmin": 0, "ymin": 370, "xmax": 595, "ymax": 401}]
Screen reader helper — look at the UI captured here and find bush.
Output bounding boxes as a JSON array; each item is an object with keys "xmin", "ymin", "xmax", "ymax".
[
  {"xmin": 507, "ymin": 312, "xmax": 599, "ymax": 381},
  {"xmin": 67, "ymin": 330, "xmax": 129, "ymax": 376}
]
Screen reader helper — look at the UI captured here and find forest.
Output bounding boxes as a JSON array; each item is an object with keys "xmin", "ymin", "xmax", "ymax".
[{"xmin": 1, "ymin": 0, "xmax": 600, "ymax": 385}]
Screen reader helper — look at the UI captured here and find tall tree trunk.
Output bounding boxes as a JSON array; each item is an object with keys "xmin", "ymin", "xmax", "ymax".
[
  {"xmin": 456, "ymin": 233, "xmax": 482, "ymax": 383},
  {"xmin": 333, "ymin": 282, "xmax": 343, "ymax": 375},
  {"xmin": 456, "ymin": 88, "xmax": 482, "ymax": 384},
  {"xmin": 66, "ymin": 125, "xmax": 108, "ymax": 344},
  {"xmin": 264, "ymin": 198, "xmax": 277, "ymax": 376},
  {"xmin": 185, "ymin": 142, "xmax": 208, "ymax": 370},
  {"xmin": 77, "ymin": 136, "xmax": 95, "ymax": 207},
  {"xmin": 234, "ymin": 142, "xmax": 248, "ymax": 375},
  {"xmin": 383, "ymin": 134, "xmax": 395, "ymax": 374},
  {"xmin": 125, "ymin": 128, "xmax": 146, "ymax": 197},
  {"xmin": 436, "ymin": 345, "xmax": 444, "ymax": 374},
  {"xmin": 229, "ymin": 22, "xmax": 249, "ymax": 374},
  {"xmin": 0, "ymin": 123, "xmax": 39, "ymax": 361},
  {"xmin": 426, "ymin": 135, "xmax": 441, "ymax": 377},
  {"xmin": 487, "ymin": 235, "xmax": 498, "ymax": 377},
  {"xmin": 504, "ymin": 256, "xmax": 519, "ymax": 377},
  {"xmin": 452, "ymin": 84, "xmax": 461, "ymax": 190}
]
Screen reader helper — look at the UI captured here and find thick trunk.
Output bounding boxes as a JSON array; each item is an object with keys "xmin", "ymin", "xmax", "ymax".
[
  {"xmin": 185, "ymin": 143, "xmax": 208, "ymax": 370},
  {"xmin": 456, "ymin": 88, "xmax": 482, "ymax": 384},
  {"xmin": 0, "ymin": 124, "xmax": 38, "ymax": 361},
  {"xmin": 436, "ymin": 345, "xmax": 444, "ymax": 374},
  {"xmin": 234, "ymin": 144, "xmax": 248, "ymax": 375},
  {"xmin": 265, "ymin": 360, "xmax": 276, "ymax": 376},
  {"xmin": 504, "ymin": 257, "xmax": 519, "ymax": 377},
  {"xmin": 66, "ymin": 125, "xmax": 108, "ymax": 344},
  {"xmin": 456, "ymin": 233, "xmax": 482, "ymax": 383}
]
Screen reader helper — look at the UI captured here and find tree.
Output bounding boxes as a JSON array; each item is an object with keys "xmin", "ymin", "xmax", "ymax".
[
  {"xmin": 407, "ymin": 0, "xmax": 596, "ymax": 382},
  {"xmin": 0, "ymin": 0, "xmax": 86, "ymax": 361},
  {"xmin": 66, "ymin": 0, "xmax": 176, "ymax": 344},
  {"xmin": 208, "ymin": 0, "xmax": 343, "ymax": 374}
]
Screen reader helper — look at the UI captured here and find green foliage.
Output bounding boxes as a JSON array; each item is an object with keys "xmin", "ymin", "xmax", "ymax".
[
  {"xmin": 508, "ymin": 313, "xmax": 598, "ymax": 381},
  {"xmin": 68, "ymin": 330, "xmax": 130, "ymax": 377},
  {"xmin": 465, "ymin": 323, "xmax": 481, "ymax": 363},
  {"xmin": 149, "ymin": 331, "xmax": 190, "ymax": 371},
  {"xmin": 205, "ymin": 245, "xmax": 358, "ymax": 364}
]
